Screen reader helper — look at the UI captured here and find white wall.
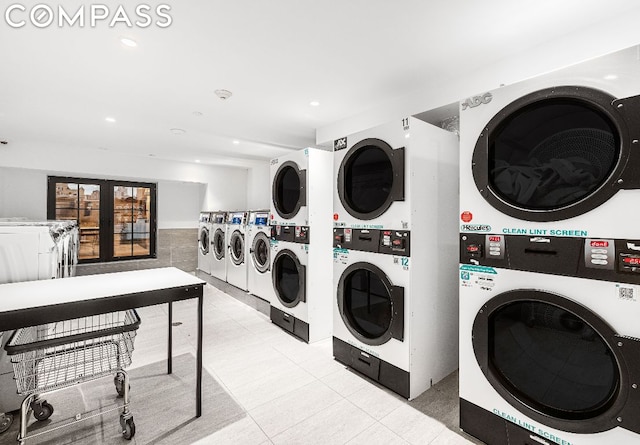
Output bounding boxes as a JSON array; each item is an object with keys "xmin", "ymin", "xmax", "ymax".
[
  {"xmin": 316, "ymin": 13, "xmax": 640, "ymax": 144},
  {"xmin": 0, "ymin": 139, "xmax": 249, "ymax": 228},
  {"xmin": 246, "ymin": 163, "xmax": 271, "ymax": 210}
]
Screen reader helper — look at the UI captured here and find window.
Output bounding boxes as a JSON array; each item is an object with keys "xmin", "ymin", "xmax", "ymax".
[{"xmin": 48, "ymin": 177, "xmax": 157, "ymax": 263}]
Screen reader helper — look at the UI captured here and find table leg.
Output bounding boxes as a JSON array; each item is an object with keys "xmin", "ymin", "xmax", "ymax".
[
  {"xmin": 168, "ymin": 302, "xmax": 173, "ymax": 375},
  {"xmin": 196, "ymin": 294, "xmax": 203, "ymax": 417}
]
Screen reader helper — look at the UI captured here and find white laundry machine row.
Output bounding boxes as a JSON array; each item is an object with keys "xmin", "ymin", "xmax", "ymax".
[
  {"xmin": 459, "ymin": 44, "xmax": 640, "ymax": 240},
  {"xmin": 210, "ymin": 211, "xmax": 227, "ymax": 282},
  {"xmin": 225, "ymin": 211, "xmax": 249, "ymax": 290},
  {"xmin": 333, "ymin": 116, "xmax": 458, "ymax": 231},
  {"xmin": 270, "ymin": 224, "xmax": 332, "ymax": 343},
  {"xmin": 0, "ymin": 220, "xmax": 78, "ymax": 283},
  {"xmin": 270, "ymin": 147, "xmax": 332, "ymax": 228},
  {"xmin": 246, "ymin": 210, "xmax": 274, "ymax": 303},
  {"xmin": 459, "ymin": 232, "xmax": 640, "ymax": 445},
  {"xmin": 197, "ymin": 211, "xmax": 212, "ymax": 275}
]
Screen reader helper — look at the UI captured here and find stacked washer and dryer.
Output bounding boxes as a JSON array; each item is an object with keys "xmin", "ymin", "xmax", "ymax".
[
  {"xmin": 459, "ymin": 45, "xmax": 640, "ymax": 445},
  {"xmin": 269, "ymin": 147, "xmax": 333, "ymax": 343},
  {"xmin": 226, "ymin": 211, "xmax": 249, "ymax": 291},
  {"xmin": 332, "ymin": 117, "xmax": 459, "ymax": 399},
  {"xmin": 246, "ymin": 210, "xmax": 274, "ymax": 303}
]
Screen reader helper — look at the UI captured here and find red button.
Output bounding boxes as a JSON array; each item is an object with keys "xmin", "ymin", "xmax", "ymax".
[{"xmin": 461, "ymin": 211, "xmax": 473, "ymax": 223}]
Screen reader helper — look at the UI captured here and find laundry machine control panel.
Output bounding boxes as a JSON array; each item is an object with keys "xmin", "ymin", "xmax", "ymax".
[
  {"xmin": 334, "ymin": 228, "xmax": 410, "ymax": 256},
  {"xmin": 460, "ymin": 233, "xmax": 640, "ymax": 284},
  {"xmin": 273, "ymin": 225, "xmax": 309, "ymax": 243}
]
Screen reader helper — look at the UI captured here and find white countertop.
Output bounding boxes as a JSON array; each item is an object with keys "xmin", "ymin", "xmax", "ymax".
[{"xmin": 0, "ymin": 267, "xmax": 205, "ymax": 314}]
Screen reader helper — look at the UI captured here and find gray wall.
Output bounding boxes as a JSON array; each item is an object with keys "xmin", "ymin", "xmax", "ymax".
[{"xmin": 76, "ymin": 228, "xmax": 197, "ymax": 276}]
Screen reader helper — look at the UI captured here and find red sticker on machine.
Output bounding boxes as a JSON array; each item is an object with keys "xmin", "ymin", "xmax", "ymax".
[
  {"xmin": 461, "ymin": 211, "xmax": 473, "ymax": 222},
  {"xmin": 333, "ymin": 213, "xmax": 339, "ymax": 221}
]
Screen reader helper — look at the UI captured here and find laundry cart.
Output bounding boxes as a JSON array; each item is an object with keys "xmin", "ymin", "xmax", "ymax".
[{"xmin": 5, "ymin": 310, "xmax": 140, "ymax": 444}]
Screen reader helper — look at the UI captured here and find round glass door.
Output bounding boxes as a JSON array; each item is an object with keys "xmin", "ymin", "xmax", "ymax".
[
  {"xmin": 199, "ymin": 227, "xmax": 209, "ymax": 255},
  {"xmin": 472, "ymin": 87, "xmax": 631, "ymax": 221},
  {"xmin": 229, "ymin": 231, "xmax": 244, "ymax": 265},
  {"xmin": 251, "ymin": 232, "xmax": 270, "ymax": 273},
  {"xmin": 272, "ymin": 249, "xmax": 305, "ymax": 307},
  {"xmin": 473, "ymin": 290, "xmax": 626, "ymax": 433},
  {"xmin": 213, "ymin": 229, "xmax": 225, "ymax": 260},
  {"xmin": 338, "ymin": 139, "xmax": 404, "ymax": 220},
  {"xmin": 273, "ymin": 161, "xmax": 305, "ymax": 219},
  {"xmin": 337, "ymin": 262, "xmax": 403, "ymax": 345}
]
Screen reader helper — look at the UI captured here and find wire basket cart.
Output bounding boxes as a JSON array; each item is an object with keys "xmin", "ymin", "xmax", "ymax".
[{"xmin": 5, "ymin": 310, "xmax": 141, "ymax": 444}]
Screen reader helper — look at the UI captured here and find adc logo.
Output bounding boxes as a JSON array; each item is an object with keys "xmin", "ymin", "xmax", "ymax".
[
  {"xmin": 334, "ymin": 137, "xmax": 347, "ymax": 151},
  {"xmin": 461, "ymin": 92, "xmax": 493, "ymax": 111}
]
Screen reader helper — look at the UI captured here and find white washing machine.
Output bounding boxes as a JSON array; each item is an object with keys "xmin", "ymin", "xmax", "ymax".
[
  {"xmin": 210, "ymin": 211, "xmax": 227, "ymax": 281},
  {"xmin": 270, "ymin": 147, "xmax": 332, "ymax": 227},
  {"xmin": 226, "ymin": 211, "xmax": 248, "ymax": 290},
  {"xmin": 270, "ymin": 224, "xmax": 332, "ymax": 343},
  {"xmin": 459, "ymin": 44, "xmax": 640, "ymax": 240},
  {"xmin": 331, "ymin": 117, "xmax": 459, "ymax": 399},
  {"xmin": 247, "ymin": 210, "xmax": 274, "ymax": 303},
  {"xmin": 459, "ymin": 234, "xmax": 640, "ymax": 444},
  {"xmin": 197, "ymin": 212, "xmax": 212, "ymax": 275}
]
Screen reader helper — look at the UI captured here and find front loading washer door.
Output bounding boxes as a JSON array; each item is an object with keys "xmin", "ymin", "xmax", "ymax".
[
  {"xmin": 337, "ymin": 262, "xmax": 404, "ymax": 346},
  {"xmin": 337, "ymin": 138, "xmax": 404, "ymax": 221},
  {"xmin": 251, "ymin": 231, "xmax": 270, "ymax": 273},
  {"xmin": 199, "ymin": 227, "xmax": 210, "ymax": 255},
  {"xmin": 472, "ymin": 289, "xmax": 640, "ymax": 435},
  {"xmin": 473, "ymin": 86, "xmax": 640, "ymax": 221},
  {"xmin": 272, "ymin": 249, "xmax": 305, "ymax": 307},
  {"xmin": 272, "ymin": 161, "xmax": 307, "ymax": 220},
  {"xmin": 213, "ymin": 228, "xmax": 225, "ymax": 260},
  {"xmin": 229, "ymin": 230, "xmax": 245, "ymax": 265}
]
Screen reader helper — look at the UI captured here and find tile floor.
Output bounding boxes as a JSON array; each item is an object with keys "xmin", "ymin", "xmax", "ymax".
[{"xmin": 129, "ymin": 284, "xmax": 476, "ymax": 445}]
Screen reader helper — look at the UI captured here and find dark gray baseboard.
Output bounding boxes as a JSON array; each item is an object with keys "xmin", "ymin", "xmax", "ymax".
[{"xmin": 196, "ymin": 270, "xmax": 270, "ymax": 316}]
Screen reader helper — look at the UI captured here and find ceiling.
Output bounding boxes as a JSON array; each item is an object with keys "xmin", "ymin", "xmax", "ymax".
[{"xmin": 1, "ymin": 0, "xmax": 639, "ymax": 169}]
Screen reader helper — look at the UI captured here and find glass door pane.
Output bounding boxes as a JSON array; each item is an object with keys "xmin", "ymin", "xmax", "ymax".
[{"xmin": 78, "ymin": 184, "xmax": 101, "ymax": 260}]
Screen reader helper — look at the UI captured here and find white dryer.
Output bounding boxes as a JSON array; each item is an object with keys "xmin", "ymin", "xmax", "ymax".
[
  {"xmin": 270, "ymin": 147, "xmax": 331, "ymax": 227},
  {"xmin": 459, "ymin": 236, "xmax": 640, "ymax": 444},
  {"xmin": 459, "ymin": 44, "xmax": 640, "ymax": 240},
  {"xmin": 197, "ymin": 212, "xmax": 212, "ymax": 275},
  {"xmin": 270, "ymin": 225, "xmax": 332, "ymax": 343},
  {"xmin": 210, "ymin": 212, "xmax": 227, "ymax": 281},
  {"xmin": 226, "ymin": 211, "xmax": 248, "ymax": 290},
  {"xmin": 247, "ymin": 210, "xmax": 274, "ymax": 303},
  {"xmin": 333, "ymin": 116, "xmax": 455, "ymax": 231}
]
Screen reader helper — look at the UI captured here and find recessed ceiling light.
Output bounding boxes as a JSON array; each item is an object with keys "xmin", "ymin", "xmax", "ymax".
[
  {"xmin": 604, "ymin": 74, "xmax": 618, "ymax": 80},
  {"xmin": 232, "ymin": 140, "xmax": 240, "ymax": 145},
  {"xmin": 405, "ymin": 133, "xmax": 411, "ymax": 139},
  {"xmin": 105, "ymin": 117, "xmax": 116, "ymax": 123},
  {"xmin": 309, "ymin": 101, "xmax": 320, "ymax": 107},
  {"xmin": 170, "ymin": 128, "xmax": 186, "ymax": 135},
  {"xmin": 120, "ymin": 37, "xmax": 137, "ymax": 48},
  {"xmin": 195, "ymin": 159, "xmax": 201, "ymax": 163}
]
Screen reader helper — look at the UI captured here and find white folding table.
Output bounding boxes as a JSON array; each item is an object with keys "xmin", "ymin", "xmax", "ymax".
[{"xmin": 0, "ymin": 267, "xmax": 205, "ymax": 417}]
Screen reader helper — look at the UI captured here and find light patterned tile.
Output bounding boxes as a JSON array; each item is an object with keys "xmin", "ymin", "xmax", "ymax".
[
  {"xmin": 272, "ymin": 399, "xmax": 375, "ymax": 445},
  {"xmin": 380, "ymin": 404, "xmax": 447, "ymax": 445},
  {"xmin": 347, "ymin": 382, "xmax": 406, "ymax": 420},
  {"xmin": 191, "ymin": 415, "xmax": 268, "ymax": 445},
  {"xmin": 346, "ymin": 422, "xmax": 409, "ymax": 445}
]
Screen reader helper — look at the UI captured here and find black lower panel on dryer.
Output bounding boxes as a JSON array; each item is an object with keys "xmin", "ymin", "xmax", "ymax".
[
  {"xmin": 333, "ymin": 337, "xmax": 409, "ymax": 398},
  {"xmin": 460, "ymin": 398, "xmax": 563, "ymax": 445},
  {"xmin": 270, "ymin": 306, "xmax": 309, "ymax": 342}
]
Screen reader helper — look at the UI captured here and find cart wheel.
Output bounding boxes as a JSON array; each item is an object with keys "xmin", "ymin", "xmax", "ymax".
[
  {"xmin": 32, "ymin": 401, "xmax": 54, "ymax": 421},
  {"xmin": 114, "ymin": 372, "xmax": 129, "ymax": 397},
  {"xmin": 122, "ymin": 417, "xmax": 135, "ymax": 440},
  {"xmin": 0, "ymin": 413, "xmax": 13, "ymax": 434}
]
